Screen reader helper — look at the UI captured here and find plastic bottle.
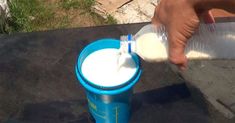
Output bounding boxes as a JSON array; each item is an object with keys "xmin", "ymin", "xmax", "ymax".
[{"xmin": 119, "ymin": 23, "xmax": 235, "ymax": 62}]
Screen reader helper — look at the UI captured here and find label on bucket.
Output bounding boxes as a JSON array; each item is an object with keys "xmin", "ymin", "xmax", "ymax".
[{"xmin": 81, "ymin": 48, "xmax": 137, "ymax": 87}]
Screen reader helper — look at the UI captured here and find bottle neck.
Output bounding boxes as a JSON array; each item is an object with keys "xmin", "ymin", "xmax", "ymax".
[{"xmin": 120, "ymin": 34, "xmax": 136, "ymax": 54}]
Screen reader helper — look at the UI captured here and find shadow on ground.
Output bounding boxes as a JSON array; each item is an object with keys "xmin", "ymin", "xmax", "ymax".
[{"xmin": 3, "ymin": 83, "xmax": 213, "ymax": 123}]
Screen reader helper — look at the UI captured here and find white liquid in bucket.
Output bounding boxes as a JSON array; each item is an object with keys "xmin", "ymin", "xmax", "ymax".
[{"xmin": 81, "ymin": 48, "xmax": 137, "ymax": 87}]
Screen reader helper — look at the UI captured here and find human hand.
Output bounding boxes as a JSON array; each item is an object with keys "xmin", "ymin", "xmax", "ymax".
[{"xmin": 152, "ymin": 0, "xmax": 214, "ymax": 70}]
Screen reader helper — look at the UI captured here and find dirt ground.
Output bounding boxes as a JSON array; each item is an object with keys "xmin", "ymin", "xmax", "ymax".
[{"xmin": 39, "ymin": 0, "xmax": 103, "ymax": 31}]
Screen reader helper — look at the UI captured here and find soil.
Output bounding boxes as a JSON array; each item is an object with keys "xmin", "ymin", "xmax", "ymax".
[{"xmin": 41, "ymin": 0, "xmax": 103, "ymax": 30}]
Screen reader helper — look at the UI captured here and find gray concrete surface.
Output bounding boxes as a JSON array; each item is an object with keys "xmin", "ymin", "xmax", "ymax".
[
  {"xmin": 0, "ymin": 23, "xmax": 235, "ymax": 123},
  {"xmin": 181, "ymin": 60, "xmax": 235, "ymax": 119}
]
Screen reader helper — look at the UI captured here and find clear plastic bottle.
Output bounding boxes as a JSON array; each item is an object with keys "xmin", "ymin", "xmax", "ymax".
[{"xmin": 120, "ymin": 23, "xmax": 235, "ymax": 62}]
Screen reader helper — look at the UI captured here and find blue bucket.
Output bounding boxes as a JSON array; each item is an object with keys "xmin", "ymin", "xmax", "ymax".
[{"xmin": 75, "ymin": 39, "xmax": 142, "ymax": 123}]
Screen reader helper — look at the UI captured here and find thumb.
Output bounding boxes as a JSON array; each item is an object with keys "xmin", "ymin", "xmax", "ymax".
[
  {"xmin": 168, "ymin": 31, "xmax": 188, "ymax": 71},
  {"xmin": 201, "ymin": 10, "xmax": 215, "ymax": 24},
  {"xmin": 151, "ymin": 5, "xmax": 162, "ymax": 26}
]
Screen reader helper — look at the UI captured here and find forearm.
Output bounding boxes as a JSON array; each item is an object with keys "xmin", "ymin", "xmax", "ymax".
[{"xmin": 193, "ymin": 0, "xmax": 235, "ymax": 13}]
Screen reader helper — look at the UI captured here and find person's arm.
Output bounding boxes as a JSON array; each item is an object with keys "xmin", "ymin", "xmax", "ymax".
[{"xmin": 152, "ymin": 0, "xmax": 235, "ymax": 70}]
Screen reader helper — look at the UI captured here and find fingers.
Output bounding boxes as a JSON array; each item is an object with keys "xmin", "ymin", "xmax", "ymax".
[
  {"xmin": 168, "ymin": 34, "xmax": 188, "ymax": 71},
  {"xmin": 152, "ymin": 5, "xmax": 188, "ymax": 70},
  {"xmin": 151, "ymin": 17, "xmax": 161, "ymax": 26},
  {"xmin": 151, "ymin": 5, "xmax": 162, "ymax": 26},
  {"xmin": 169, "ymin": 51, "xmax": 188, "ymax": 71},
  {"xmin": 201, "ymin": 10, "xmax": 215, "ymax": 24}
]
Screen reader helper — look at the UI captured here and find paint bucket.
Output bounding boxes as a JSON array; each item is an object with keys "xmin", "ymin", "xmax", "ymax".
[{"xmin": 75, "ymin": 39, "xmax": 142, "ymax": 123}]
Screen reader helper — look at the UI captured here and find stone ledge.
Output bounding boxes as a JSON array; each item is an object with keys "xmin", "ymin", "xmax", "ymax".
[{"xmin": 94, "ymin": 0, "xmax": 158, "ymax": 24}]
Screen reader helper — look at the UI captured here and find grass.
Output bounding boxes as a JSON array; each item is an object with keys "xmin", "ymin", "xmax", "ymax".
[
  {"xmin": 60, "ymin": 0, "xmax": 80, "ymax": 10},
  {"xmin": 60, "ymin": 0, "xmax": 95, "ymax": 10},
  {"xmin": 60, "ymin": 0, "xmax": 82, "ymax": 10},
  {"xmin": 1, "ymin": 0, "xmax": 117, "ymax": 34},
  {"xmin": 58, "ymin": 16, "xmax": 70, "ymax": 28},
  {"xmin": 105, "ymin": 15, "xmax": 117, "ymax": 24},
  {"xmin": 6, "ymin": 0, "xmax": 54, "ymax": 33},
  {"xmin": 59, "ymin": 0, "xmax": 117, "ymax": 24}
]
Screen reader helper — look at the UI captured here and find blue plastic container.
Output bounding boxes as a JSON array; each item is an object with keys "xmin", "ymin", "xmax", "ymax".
[{"xmin": 75, "ymin": 39, "xmax": 142, "ymax": 123}]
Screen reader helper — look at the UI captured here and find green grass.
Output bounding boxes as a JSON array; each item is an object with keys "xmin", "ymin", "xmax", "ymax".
[
  {"xmin": 60, "ymin": 0, "xmax": 95, "ymax": 11},
  {"xmin": 105, "ymin": 15, "xmax": 117, "ymax": 24},
  {"xmin": 6, "ymin": 0, "xmax": 54, "ymax": 33},
  {"xmin": 57, "ymin": 15, "xmax": 70, "ymax": 28},
  {"xmin": 1, "ymin": 0, "xmax": 117, "ymax": 34},
  {"xmin": 60, "ymin": 0, "xmax": 81, "ymax": 10}
]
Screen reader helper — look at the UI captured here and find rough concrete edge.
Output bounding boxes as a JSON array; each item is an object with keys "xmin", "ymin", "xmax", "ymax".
[
  {"xmin": 93, "ymin": 4, "xmax": 106, "ymax": 17},
  {"xmin": 186, "ymin": 77, "xmax": 235, "ymax": 119},
  {"xmin": 207, "ymin": 96, "xmax": 235, "ymax": 119},
  {"xmin": 169, "ymin": 64, "xmax": 235, "ymax": 119},
  {"xmin": 95, "ymin": 0, "xmax": 132, "ymax": 13},
  {"xmin": 93, "ymin": 2, "xmax": 111, "ymax": 19},
  {"xmin": 93, "ymin": 0, "xmax": 157, "ymax": 24}
]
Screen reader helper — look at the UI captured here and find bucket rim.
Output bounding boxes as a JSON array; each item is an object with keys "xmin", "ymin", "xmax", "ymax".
[{"xmin": 75, "ymin": 38, "xmax": 142, "ymax": 95}]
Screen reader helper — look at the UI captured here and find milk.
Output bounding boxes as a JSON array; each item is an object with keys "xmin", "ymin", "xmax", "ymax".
[
  {"xmin": 81, "ymin": 48, "xmax": 137, "ymax": 87},
  {"xmin": 135, "ymin": 32, "xmax": 168, "ymax": 61},
  {"xmin": 135, "ymin": 32, "xmax": 211, "ymax": 61},
  {"xmin": 119, "ymin": 24, "xmax": 235, "ymax": 62}
]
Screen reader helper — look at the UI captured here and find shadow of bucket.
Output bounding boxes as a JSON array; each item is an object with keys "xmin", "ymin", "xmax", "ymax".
[{"xmin": 75, "ymin": 39, "xmax": 142, "ymax": 123}]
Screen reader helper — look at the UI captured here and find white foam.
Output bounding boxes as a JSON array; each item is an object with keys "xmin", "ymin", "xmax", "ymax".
[{"xmin": 81, "ymin": 48, "xmax": 137, "ymax": 87}]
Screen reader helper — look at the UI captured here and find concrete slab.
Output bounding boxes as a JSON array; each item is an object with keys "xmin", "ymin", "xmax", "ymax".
[
  {"xmin": 180, "ymin": 60, "xmax": 235, "ymax": 119},
  {"xmin": 96, "ymin": 0, "xmax": 131, "ymax": 12},
  {"xmin": 1, "ymin": 23, "xmax": 234, "ymax": 123},
  {"xmin": 94, "ymin": 0, "xmax": 157, "ymax": 23}
]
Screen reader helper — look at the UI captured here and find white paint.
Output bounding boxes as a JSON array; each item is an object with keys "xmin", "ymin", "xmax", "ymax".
[{"xmin": 81, "ymin": 48, "xmax": 137, "ymax": 87}]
